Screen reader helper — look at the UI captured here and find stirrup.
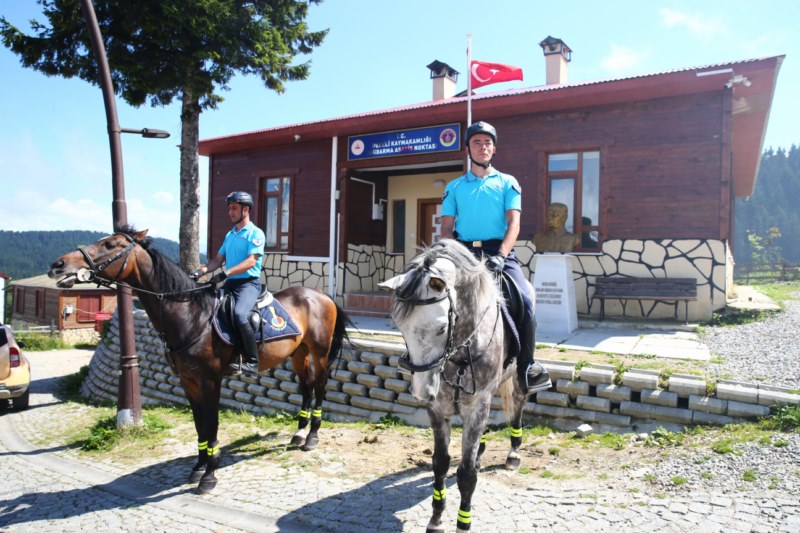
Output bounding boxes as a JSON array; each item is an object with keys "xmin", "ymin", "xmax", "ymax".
[{"xmin": 525, "ymin": 364, "xmax": 552, "ymax": 394}]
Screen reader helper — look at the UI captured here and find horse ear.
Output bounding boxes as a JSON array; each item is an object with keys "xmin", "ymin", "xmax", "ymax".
[
  {"xmin": 378, "ymin": 273, "xmax": 407, "ymax": 292},
  {"xmin": 134, "ymin": 229, "xmax": 149, "ymax": 242}
]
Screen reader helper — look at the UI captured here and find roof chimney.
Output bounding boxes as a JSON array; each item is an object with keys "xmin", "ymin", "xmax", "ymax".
[
  {"xmin": 427, "ymin": 60, "xmax": 460, "ymax": 100},
  {"xmin": 539, "ymin": 36, "xmax": 572, "ymax": 85}
]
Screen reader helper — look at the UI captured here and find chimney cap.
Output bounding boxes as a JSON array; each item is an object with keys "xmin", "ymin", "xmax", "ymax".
[
  {"xmin": 427, "ymin": 60, "xmax": 460, "ymax": 81},
  {"xmin": 539, "ymin": 36, "xmax": 572, "ymax": 61}
]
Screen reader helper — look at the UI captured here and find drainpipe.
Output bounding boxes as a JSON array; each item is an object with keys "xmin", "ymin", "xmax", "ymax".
[{"xmin": 328, "ymin": 136, "xmax": 338, "ymax": 298}]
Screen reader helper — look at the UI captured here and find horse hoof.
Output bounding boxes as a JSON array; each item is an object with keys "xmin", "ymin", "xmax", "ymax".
[
  {"xmin": 289, "ymin": 435, "xmax": 305, "ymax": 447},
  {"xmin": 196, "ymin": 478, "xmax": 217, "ymax": 495},
  {"xmin": 425, "ymin": 523, "xmax": 445, "ymax": 533},
  {"xmin": 504, "ymin": 456, "xmax": 521, "ymax": 471},
  {"xmin": 301, "ymin": 437, "xmax": 319, "ymax": 451},
  {"xmin": 188, "ymin": 469, "xmax": 204, "ymax": 484}
]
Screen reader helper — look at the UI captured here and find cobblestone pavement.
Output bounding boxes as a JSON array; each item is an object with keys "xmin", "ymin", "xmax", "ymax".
[{"xmin": 1, "ymin": 350, "xmax": 799, "ymax": 532}]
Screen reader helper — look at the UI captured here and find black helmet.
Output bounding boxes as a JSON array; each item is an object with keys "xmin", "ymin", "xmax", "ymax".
[
  {"xmin": 226, "ymin": 191, "xmax": 254, "ymax": 209},
  {"xmin": 464, "ymin": 121, "xmax": 497, "ymax": 146}
]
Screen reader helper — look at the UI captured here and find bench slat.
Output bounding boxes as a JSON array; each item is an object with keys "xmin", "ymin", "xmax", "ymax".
[{"xmin": 591, "ymin": 276, "xmax": 698, "ymax": 323}]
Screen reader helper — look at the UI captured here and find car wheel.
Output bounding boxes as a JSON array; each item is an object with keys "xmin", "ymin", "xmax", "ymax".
[{"xmin": 12, "ymin": 389, "xmax": 30, "ymax": 410}]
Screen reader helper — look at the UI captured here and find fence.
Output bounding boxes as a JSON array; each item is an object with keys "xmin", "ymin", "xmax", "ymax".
[{"xmin": 734, "ymin": 262, "xmax": 800, "ymax": 284}]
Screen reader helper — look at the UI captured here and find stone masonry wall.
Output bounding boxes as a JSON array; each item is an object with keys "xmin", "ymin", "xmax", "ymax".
[{"xmin": 82, "ymin": 310, "xmax": 799, "ymax": 432}]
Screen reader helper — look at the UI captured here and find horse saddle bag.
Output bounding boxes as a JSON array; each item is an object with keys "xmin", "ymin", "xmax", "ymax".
[{"xmin": 212, "ymin": 285, "xmax": 301, "ymax": 346}]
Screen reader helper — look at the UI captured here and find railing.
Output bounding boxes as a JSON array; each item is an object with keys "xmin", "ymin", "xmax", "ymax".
[{"xmin": 734, "ymin": 262, "xmax": 800, "ymax": 284}]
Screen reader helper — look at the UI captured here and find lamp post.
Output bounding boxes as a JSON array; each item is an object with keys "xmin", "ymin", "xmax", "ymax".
[{"xmin": 79, "ymin": 0, "xmax": 170, "ymax": 428}]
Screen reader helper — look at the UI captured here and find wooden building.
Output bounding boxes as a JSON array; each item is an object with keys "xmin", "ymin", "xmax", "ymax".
[
  {"xmin": 198, "ymin": 38, "xmax": 782, "ymax": 322},
  {"xmin": 11, "ymin": 274, "xmax": 118, "ymax": 343}
]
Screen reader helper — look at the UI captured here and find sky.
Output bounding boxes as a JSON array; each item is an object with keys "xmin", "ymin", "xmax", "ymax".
[{"xmin": 1, "ymin": 1, "xmax": 797, "ymax": 254}]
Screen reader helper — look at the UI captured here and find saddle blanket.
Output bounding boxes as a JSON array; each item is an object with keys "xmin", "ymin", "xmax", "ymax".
[{"xmin": 213, "ymin": 299, "xmax": 300, "ymax": 346}]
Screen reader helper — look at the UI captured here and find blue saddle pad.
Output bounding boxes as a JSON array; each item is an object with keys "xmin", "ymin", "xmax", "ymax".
[{"xmin": 213, "ymin": 299, "xmax": 301, "ymax": 346}]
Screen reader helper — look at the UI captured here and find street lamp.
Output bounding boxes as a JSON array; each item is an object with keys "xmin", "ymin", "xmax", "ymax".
[
  {"xmin": 121, "ymin": 127, "xmax": 170, "ymax": 139},
  {"xmin": 79, "ymin": 0, "xmax": 170, "ymax": 428}
]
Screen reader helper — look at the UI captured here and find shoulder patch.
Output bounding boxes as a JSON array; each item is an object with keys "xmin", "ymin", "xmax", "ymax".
[
  {"xmin": 512, "ymin": 183, "xmax": 521, "ymax": 194},
  {"xmin": 252, "ymin": 238, "xmax": 264, "ymax": 247}
]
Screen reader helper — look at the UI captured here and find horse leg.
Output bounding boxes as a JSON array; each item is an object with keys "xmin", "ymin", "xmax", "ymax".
[
  {"xmin": 290, "ymin": 352, "xmax": 313, "ymax": 447},
  {"xmin": 426, "ymin": 407, "xmax": 451, "ymax": 533},
  {"xmin": 455, "ymin": 397, "xmax": 491, "ymax": 532},
  {"xmin": 187, "ymin": 397, "xmax": 208, "ymax": 484},
  {"xmin": 505, "ymin": 388, "xmax": 526, "ymax": 471},
  {"xmin": 476, "ymin": 431, "xmax": 488, "ymax": 471},
  {"xmin": 196, "ymin": 374, "xmax": 223, "ymax": 495},
  {"xmin": 302, "ymin": 350, "xmax": 330, "ymax": 451}
]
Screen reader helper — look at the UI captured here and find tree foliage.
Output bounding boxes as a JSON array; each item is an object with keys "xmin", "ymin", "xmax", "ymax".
[
  {"xmin": 1, "ymin": 0, "xmax": 326, "ymax": 272},
  {"xmin": 734, "ymin": 145, "xmax": 800, "ymax": 264}
]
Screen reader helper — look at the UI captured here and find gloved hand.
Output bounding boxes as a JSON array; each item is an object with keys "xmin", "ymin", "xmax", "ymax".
[
  {"xmin": 190, "ymin": 268, "xmax": 206, "ymax": 281},
  {"xmin": 486, "ymin": 253, "xmax": 505, "ymax": 274},
  {"xmin": 207, "ymin": 270, "xmax": 228, "ymax": 285}
]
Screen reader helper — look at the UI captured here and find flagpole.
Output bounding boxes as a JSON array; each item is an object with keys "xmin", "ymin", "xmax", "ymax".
[{"xmin": 466, "ymin": 33, "xmax": 472, "ymax": 127}]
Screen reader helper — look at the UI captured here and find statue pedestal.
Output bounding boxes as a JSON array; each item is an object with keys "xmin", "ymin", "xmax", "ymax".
[{"xmin": 532, "ymin": 254, "xmax": 578, "ymax": 338}]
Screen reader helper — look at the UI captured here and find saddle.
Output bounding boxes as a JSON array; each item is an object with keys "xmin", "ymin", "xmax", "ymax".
[
  {"xmin": 497, "ymin": 272, "xmax": 524, "ymax": 366},
  {"xmin": 212, "ymin": 285, "xmax": 300, "ymax": 346}
]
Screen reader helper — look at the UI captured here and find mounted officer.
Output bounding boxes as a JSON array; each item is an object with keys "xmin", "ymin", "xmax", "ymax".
[
  {"xmin": 192, "ymin": 191, "xmax": 266, "ymax": 376},
  {"xmin": 440, "ymin": 121, "xmax": 552, "ymax": 394}
]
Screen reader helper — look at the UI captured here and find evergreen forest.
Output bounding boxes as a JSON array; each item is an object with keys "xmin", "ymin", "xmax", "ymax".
[
  {"xmin": 0, "ymin": 230, "xmax": 203, "ymax": 280},
  {"xmin": 733, "ymin": 145, "xmax": 800, "ymax": 265}
]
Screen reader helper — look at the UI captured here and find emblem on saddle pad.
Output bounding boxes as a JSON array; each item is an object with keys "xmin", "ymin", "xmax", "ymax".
[{"xmin": 266, "ymin": 305, "xmax": 287, "ymax": 330}]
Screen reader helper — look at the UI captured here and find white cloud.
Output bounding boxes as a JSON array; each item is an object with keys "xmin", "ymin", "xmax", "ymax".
[
  {"xmin": 601, "ymin": 44, "xmax": 652, "ymax": 75},
  {"xmin": 659, "ymin": 8, "xmax": 728, "ymax": 40},
  {"xmin": 152, "ymin": 191, "xmax": 174, "ymax": 204}
]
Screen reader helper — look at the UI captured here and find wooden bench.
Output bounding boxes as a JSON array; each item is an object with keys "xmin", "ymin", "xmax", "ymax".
[{"xmin": 592, "ymin": 277, "xmax": 698, "ymax": 323}]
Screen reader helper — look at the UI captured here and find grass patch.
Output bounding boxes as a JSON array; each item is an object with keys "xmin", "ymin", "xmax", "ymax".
[
  {"xmin": 711, "ymin": 439, "xmax": 735, "ymax": 454},
  {"xmin": 645, "ymin": 427, "xmax": 684, "ymax": 447},
  {"xmin": 16, "ymin": 332, "xmax": 70, "ymax": 351},
  {"xmin": 760, "ymin": 405, "xmax": 800, "ymax": 432},
  {"xmin": 742, "ymin": 470, "xmax": 757, "ymax": 482},
  {"xmin": 59, "ymin": 366, "xmax": 89, "ymax": 401},
  {"xmin": 670, "ymin": 476, "xmax": 688, "ymax": 486}
]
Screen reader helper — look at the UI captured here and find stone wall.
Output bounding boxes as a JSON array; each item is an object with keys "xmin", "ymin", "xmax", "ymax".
[{"xmin": 82, "ymin": 310, "xmax": 799, "ymax": 432}]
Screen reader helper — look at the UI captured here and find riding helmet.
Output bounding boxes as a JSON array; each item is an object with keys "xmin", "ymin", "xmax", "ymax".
[
  {"xmin": 464, "ymin": 121, "xmax": 497, "ymax": 146},
  {"xmin": 225, "ymin": 191, "xmax": 254, "ymax": 209}
]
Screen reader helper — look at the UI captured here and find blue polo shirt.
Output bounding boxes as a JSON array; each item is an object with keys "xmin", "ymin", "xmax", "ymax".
[
  {"xmin": 441, "ymin": 169, "xmax": 521, "ymax": 241},
  {"xmin": 218, "ymin": 222, "xmax": 266, "ymax": 279}
]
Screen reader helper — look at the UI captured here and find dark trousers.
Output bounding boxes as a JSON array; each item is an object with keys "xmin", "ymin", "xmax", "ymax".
[
  {"xmin": 468, "ymin": 248, "xmax": 533, "ymax": 324},
  {"xmin": 223, "ymin": 277, "xmax": 260, "ymax": 326}
]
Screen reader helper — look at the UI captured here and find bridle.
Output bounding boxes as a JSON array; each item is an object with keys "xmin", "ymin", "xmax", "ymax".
[
  {"xmin": 77, "ymin": 233, "xmax": 137, "ymax": 286},
  {"xmin": 395, "ymin": 266, "xmax": 498, "ymax": 398}
]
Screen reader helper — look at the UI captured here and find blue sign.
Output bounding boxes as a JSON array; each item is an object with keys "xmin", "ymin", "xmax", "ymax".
[{"xmin": 348, "ymin": 123, "xmax": 461, "ymax": 161}]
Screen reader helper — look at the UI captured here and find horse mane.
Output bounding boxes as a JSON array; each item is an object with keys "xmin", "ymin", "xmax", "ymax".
[
  {"xmin": 394, "ymin": 239, "xmax": 497, "ymax": 321},
  {"xmin": 118, "ymin": 224, "xmax": 213, "ymax": 305}
]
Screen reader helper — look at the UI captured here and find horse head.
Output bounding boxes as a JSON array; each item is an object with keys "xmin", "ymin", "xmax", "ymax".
[
  {"xmin": 380, "ymin": 240, "xmax": 491, "ymax": 403},
  {"xmin": 48, "ymin": 228, "xmax": 149, "ymax": 288}
]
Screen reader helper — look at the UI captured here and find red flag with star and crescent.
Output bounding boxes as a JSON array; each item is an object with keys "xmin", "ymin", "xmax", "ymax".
[{"xmin": 469, "ymin": 60, "xmax": 524, "ymax": 89}]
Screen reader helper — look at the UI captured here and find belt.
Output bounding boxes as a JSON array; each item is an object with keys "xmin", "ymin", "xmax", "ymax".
[{"xmin": 458, "ymin": 239, "xmax": 503, "ymax": 249}]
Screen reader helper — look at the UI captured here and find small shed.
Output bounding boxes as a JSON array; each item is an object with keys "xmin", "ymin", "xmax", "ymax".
[{"xmin": 11, "ymin": 274, "xmax": 118, "ymax": 343}]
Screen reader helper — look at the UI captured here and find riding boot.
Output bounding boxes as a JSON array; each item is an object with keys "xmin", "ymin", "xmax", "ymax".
[
  {"xmin": 230, "ymin": 322, "xmax": 260, "ymax": 376},
  {"xmin": 518, "ymin": 319, "xmax": 552, "ymax": 394}
]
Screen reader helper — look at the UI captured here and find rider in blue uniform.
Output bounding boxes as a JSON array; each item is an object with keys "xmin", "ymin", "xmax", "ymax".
[
  {"xmin": 192, "ymin": 191, "xmax": 266, "ymax": 376},
  {"xmin": 441, "ymin": 121, "xmax": 551, "ymax": 394}
]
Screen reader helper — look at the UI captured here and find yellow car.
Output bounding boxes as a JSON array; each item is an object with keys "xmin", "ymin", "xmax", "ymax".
[{"xmin": 0, "ymin": 323, "xmax": 30, "ymax": 410}]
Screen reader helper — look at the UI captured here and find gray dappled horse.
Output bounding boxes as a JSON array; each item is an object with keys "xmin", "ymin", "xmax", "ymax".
[{"xmin": 380, "ymin": 239, "xmax": 528, "ymax": 532}]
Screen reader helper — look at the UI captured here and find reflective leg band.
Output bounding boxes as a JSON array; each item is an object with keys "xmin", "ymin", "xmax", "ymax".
[
  {"xmin": 432, "ymin": 487, "xmax": 446, "ymax": 501},
  {"xmin": 457, "ymin": 509, "xmax": 472, "ymax": 524},
  {"xmin": 313, "ymin": 409, "xmax": 322, "ymax": 418},
  {"xmin": 198, "ymin": 441, "xmax": 208, "ymax": 451},
  {"xmin": 207, "ymin": 445, "xmax": 219, "ymax": 456},
  {"xmin": 299, "ymin": 410, "xmax": 311, "ymax": 419},
  {"xmin": 480, "ymin": 434, "xmax": 486, "ymax": 444},
  {"xmin": 510, "ymin": 427, "xmax": 522, "ymax": 438}
]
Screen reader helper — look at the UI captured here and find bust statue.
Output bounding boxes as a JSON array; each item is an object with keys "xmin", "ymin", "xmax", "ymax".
[{"xmin": 533, "ymin": 202, "xmax": 580, "ymax": 253}]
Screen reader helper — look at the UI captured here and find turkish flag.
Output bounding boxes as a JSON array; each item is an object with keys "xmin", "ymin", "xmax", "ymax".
[{"xmin": 470, "ymin": 60, "xmax": 524, "ymax": 89}]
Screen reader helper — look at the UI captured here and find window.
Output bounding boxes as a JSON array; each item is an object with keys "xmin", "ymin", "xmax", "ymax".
[
  {"xmin": 546, "ymin": 151, "xmax": 601, "ymax": 251},
  {"xmin": 262, "ymin": 176, "xmax": 292, "ymax": 252},
  {"xmin": 392, "ymin": 200, "xmax": 405, "ymax": 253},
  {"xmin": 15, "ymin": 289, "xmax": 24, "ymax": 314},
  {"xmin": 77, "ymin": 295, "xmax": 100, "ymax": 323},
  {"xmin": 35, "ymin": 290, "xmax": 44, "ymax": 319}
]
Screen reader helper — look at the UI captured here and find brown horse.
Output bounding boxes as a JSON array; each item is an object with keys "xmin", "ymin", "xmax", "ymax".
[{"xmin": 48, "ymin": 226, "xmax": 350, "ymax": 494}]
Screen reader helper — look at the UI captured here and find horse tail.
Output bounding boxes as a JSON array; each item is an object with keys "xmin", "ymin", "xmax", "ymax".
[
  {"xmin": 327, "ymin": 303, "xmax": 353, "ymax": 369},
  {"xmin": 498, "ymin": 378, "xmax": 516, "ymax": 423}
]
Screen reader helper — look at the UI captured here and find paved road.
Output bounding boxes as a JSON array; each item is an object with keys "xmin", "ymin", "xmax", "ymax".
[{"xmin": 1, "ymin": 349, "xmax": 798, "ymax": 532}]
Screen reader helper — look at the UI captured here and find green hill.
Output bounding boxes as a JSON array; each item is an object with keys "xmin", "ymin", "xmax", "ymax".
[{"xmin": 0, "ymin": 230, "xmax": 205, "ymax": 280}]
